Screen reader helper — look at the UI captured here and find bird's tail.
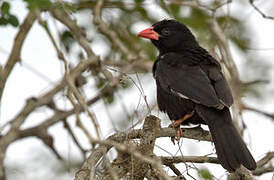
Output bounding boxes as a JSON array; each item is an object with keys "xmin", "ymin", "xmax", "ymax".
[{"xmin": 196, "ymin": 105, "xmax": 257, "ymax": 172}]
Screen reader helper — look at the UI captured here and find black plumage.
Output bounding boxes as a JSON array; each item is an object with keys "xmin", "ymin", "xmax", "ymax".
[{"xmin": 138, "ymin": 19, "xmax": 256, "ymax": 172}]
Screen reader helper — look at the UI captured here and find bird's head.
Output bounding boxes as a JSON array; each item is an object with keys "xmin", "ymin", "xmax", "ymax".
[{"xmin": 137, "ymin": 19, "xmax": 198, "ymax": 53}]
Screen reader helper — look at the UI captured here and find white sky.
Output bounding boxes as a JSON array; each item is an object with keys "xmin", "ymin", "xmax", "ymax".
[{"xmin": 0, "ymin": 1, "xmax": 273, "ymax": 180}]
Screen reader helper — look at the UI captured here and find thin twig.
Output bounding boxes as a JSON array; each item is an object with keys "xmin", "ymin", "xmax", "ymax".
[
  {"xmin": 249, "ymin": 0, "xmax": 274, "ymax": 20},
  {"xmin": 50, "ymin": 8, "xmax": 95, "ymax": 58},
  {"xmin": 0, "ymin": 12, "xmax": 36, "ymax": 101},
  {"xmin": 66, "ymin": 75, "xmax": 102, "ymax": 139},
  {"xmin": 63, "ymin": 120, "xmax": 87, "ymax": 158},
  {"xmin": 93, "ymin": 0, "xmax": 135, "ymax": 61},
  {"xmin": 243, "ymin": 104, "xmax": 274, "ymax": 120}
]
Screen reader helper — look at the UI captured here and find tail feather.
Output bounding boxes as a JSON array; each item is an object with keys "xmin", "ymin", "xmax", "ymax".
[{"xmin": 196, "ymin": 105, "xmax": 257, "ymax": 172}]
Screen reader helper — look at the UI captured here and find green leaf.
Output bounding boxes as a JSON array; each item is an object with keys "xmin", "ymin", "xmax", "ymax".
[
  {"xmin": 106, "ymin": 94, "xmax": 114, "ymax": 104},
  {"xmin": 23, "ymin": 0, "xmax": 52, "ymax": 10},
  {"xmin": 8, "ymin": 15, "xmax": 19, "ymax": 27},
  {"xmin": 62, "ymin": 2, "xmax": 77, "ymax": 13},
  {"xmin": 37, "ymin": 0, "xmax": 52, "ymax": 8},
  {"xmin": 135, "ymin": 0, "xmax": 144, "ymax": 3},
  {"xmin": 198, "ymin": 169, "xmax": 213, "ymax": 180},
  {"xmin": 1, "ymin": 2, "xmax": 10, "ymax": 15},
  {"xmin": 23, "ymin": 0, "xmax": 36, "ymax": 10},
  {"xmin": 0, "ymin": 17, "xmax": 8, "ymax": 25},
  {"xmin": 61, "ymin": 30, "xmax": 75, "ymax": 52}
]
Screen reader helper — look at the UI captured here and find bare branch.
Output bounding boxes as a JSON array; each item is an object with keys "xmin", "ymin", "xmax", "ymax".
[
  {"xmin": 50, "ymin": 8, "xmax": 95, "ymax": 58},
  {"xmin": 253, "ymin": 166, "xmax": 274, "ymax": 176},
  {"xmin": 228, "ymin": 167, "xmax": 254, "ymax": 180},
  {"xmin": 63, "ymin": 120, "xmax": 87, "ymax": 158},
  {"xmin": 243, "ymin": 104, "xmax": 274, "ymax": 120},
  {"xmin": 249, "ymin": 0, "xmax": 274, "ymax": 20},
  {"xmin": 75, "ymin": 115, "xmax": 212, "ymax": 180},
  {"xmin": 0, "ymin": 12, "xmax": 36, "ymax": 101},
  {"xmin": 256, "ymin": 151, "xmax": 274, "ymax": 168},
  {"xmin": 165, "ymin": 163, "xmax": 183, "ymax": 176},
  {"xmin": 161, "ymin": 156, "xmax": 219, "ymax": 165},
  {"xmin": 93, "ymin": 0, "xmax": 136, "ymax": 61},
  {"xmin": 0, "ymin": 58, "xmax": 97, "ymax": 175}
]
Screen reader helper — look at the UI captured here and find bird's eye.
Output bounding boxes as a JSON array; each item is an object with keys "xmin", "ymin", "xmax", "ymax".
[{"xmin": 161, "ymin": 28, "xmax": 170, "ymax": 36}]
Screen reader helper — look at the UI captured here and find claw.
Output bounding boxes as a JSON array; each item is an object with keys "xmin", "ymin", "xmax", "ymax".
[
  {"xmin": 168, "ymin": 111, "xmax": 194, "ymax": 144},
  {"xmin": 170, "ymin": 127, "xmax": 183, "ymax": 144},
  {"xmin": 176, "ymin": 127, "xmax": 183, "ymax": 142},
  {"xmin": 171, "ymin": 136, "xmax": 176, "ymax": 145}
]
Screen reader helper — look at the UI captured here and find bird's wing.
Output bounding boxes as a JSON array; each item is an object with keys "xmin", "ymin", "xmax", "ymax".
[
  {"xmin": 155, "ymin": 54, "xmax": 232, "ymax": 109},
  {"xmin": 204, "ymin": 63, "xmax": 233, "ymax": 107}
]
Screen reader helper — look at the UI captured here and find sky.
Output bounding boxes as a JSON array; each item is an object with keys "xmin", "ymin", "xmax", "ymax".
[{"xmin": 0, "ymin": 0, "xmax": 274, "ymax": 180}]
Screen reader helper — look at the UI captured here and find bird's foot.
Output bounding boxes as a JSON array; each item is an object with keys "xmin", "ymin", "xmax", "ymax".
[
  {"xmin": 168, "ymin": 112, "xmax": 195, "ymax": 144},
  {"xmin": 169, "ymin": 120, "xmax": 184, "ymax": 145}
]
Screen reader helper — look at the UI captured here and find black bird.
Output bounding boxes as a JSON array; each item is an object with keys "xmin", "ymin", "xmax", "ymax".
[{"xmin": 137, "ymin": 19, "xmax": 256, "ymax": 172}]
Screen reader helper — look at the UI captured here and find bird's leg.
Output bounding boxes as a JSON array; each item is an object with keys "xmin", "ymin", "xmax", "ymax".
[{"xmin": 169, "ymin": 111, "xmax": 194, "ymax": 144}]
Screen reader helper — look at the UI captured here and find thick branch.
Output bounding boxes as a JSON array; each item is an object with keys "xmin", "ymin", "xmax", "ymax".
[
  {"xmin": 256, "ymin": 151, "xmax": 274, "ymax": 168},
  {"xmin": 101, "ymin": 115, "xmax": 162, "ymax": 180},
  {"xmin": 75, "ymin": 115, "xmax": 211, "ymax": 180},
  {"xmin": 161, "ymin": 156, "xmax": 219, "ymax": 165},
  {"xmin": 253, "ymin": 166, "xmax": 274, "ymax": 176}
]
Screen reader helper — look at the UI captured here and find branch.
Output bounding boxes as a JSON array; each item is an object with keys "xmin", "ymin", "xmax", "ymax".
[
  {"xmin": 72, "ymin": 1, "xmax": 124, "ymax": 10},
  {"xmin": 243, "ymin": 104, "xmax": 274, "ymax": 120},
  {"xmin": 50, "ymin": 8, "xmax": 95, "ymax": 58},
  {"xmin": 227, "ymin": 167, "xmax": 254, "ymax": 180},
  {"xmin": 256, "ymin": 151, "xmax": 274, "ymax": 168},
  {"xmin": 0, "ymin": 12, "xmax": 36, "ymax": 101},
  {"xmin": 100, "ymin": 114, "xmax": 162, "ymax": 180},
  {"xmin": 170, "ymin": 0, "xmax": 232, "ymax": 12},
  {"xmin": 253, "ymin": 166, "xmax": 274, "ymax": 176},
  {"xmin": 229, "ymin": 151, "xmax": 274, "ymax": 179},
  {"xmin": 63, "ymin": 120, "xmax": 87, "ymax": 158},
  {"xmin": 0, "ymin": 58, "xmax": 97, "ymax": 155},
  {"xmin": 75, "ymin": 115, "xmax": 211, "ymax": 180},
  {"xmin": 66, "ymin": 73, "xmax": 102, "ymax": 139},
  {"xmin": 93, "ymin": 0, "xmax": 136, "ymax": 61},
  {"xmin": 161, "ymin": 156, "xmax": 219, "ymax": 165},
  {"xmin": 249, "ymin": 0, "xmax": 274, "ymax": 20},
  {"xmin": 131, "ymin": 114, "xmax": 161, "ymax": 179},
  {"xmin": 208, "ymin": 19, "xmax": 240, "ymax": 88}
]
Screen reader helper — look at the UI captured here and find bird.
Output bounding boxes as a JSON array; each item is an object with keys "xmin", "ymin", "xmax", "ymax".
[{"xmin": 137, "ymin": 19, "xmax": 257, "ymax": 172}]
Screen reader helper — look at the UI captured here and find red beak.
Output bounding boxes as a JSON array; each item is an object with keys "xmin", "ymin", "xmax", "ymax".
[{"xmin": 137, "ymin": 26, "xmax": 159, "ymax": 40}]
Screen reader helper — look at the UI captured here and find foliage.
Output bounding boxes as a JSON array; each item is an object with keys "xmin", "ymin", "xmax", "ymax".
[
  {"xmin": 198, "ymin": 168, "xmax": 213, "ymax": 180},
  {"xmin": 0, "ymin": 1, "xmax": 19, "ymax": 27}
]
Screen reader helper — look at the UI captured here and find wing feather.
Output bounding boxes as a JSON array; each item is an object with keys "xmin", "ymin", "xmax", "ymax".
[{"xmin": 154, "ymin": 53, "xmax": 232, "ymax": 109}]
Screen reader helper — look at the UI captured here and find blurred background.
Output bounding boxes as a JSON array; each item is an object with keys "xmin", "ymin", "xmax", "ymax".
[{"xmin": 0, "ymin": 0, "xmax": 273, "ymax": 179}]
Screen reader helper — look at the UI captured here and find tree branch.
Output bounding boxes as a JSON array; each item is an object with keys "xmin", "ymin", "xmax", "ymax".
[
  {"xmin": 249, "ymin": 0, "xmax": 274, "ymax": 20},
  {"xmin": 243, "ymin": 104, "xmax": 274, "ymax": 121},
  {"xmin": 75, "ymin": 115, "xmax": 211, "ymax": 180},
  {"xmin": 93, "ymin": 0, "xmax": 137, "ymax": 61},
  {"xmin": 253, "ymin": 166, "xmax": 274, "ymax": 176},
  {"xmin": 256, "ymin": 151, "xmax": 274, "ymax": 168},
  {"xmin": 0, "ymin": 58, "xmax": 97, "ymax": 180},
  {"xmin": 0, "ymin": 12, "xmax": 36, "ymax": 102},
  {"xmin": 161, "ymin": 156, "xmax": 219, "ymax": 165},
  {"xmin": 50, "ymin": 8, "xmax": 95, "ymax": 58}
]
